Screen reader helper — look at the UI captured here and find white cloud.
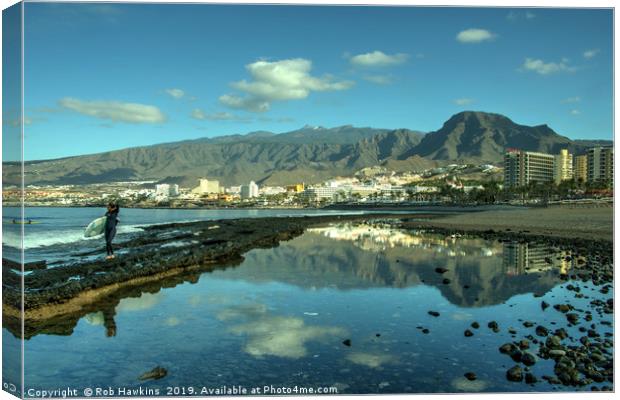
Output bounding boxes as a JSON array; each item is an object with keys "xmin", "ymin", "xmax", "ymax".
[
  {"xmin": 165, "ymin": 88, "xmax": 185, "ymax": 99},
  {"xmin": 570, "ymin": 109, "xmax": 581, "ymax": 115},
  {"xmin": 363, "ymin": 75, "xmax": 393, "ymax": 85},
  {"xmin": 456, "ymin": 29, "xmax": 495, "ymax": 43},
  {"xmin": 349, "ymin": 51, "xmax": 409, "ymax": 67},
  {"xmin": 562, "ymin": 96, "xmax": 581, "ymax": 103},
  {"xmin": 583, "ymin": 49, "xmax": 600, "ymax": 59},
  {"xmin": 219, "ymin": 58, "xmax": 354, "ymax": 112},
  {"xmin": 191, "ymin": 108, "xmax": 206, "ymax": 120},
  {"xmin": 454, "ymin": 98, "xmax": 475, "ymax": 106},
  {"xmin": 521, "ymin": 58, "xmax": 576, "ymax": 75},
  {"xmin": 59, "ymin": 97, "xmax": 165, "ymax": 123}
]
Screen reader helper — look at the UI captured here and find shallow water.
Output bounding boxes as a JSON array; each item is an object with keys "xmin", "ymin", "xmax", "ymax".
[
  {"xmin": 4, "ymin": 222, "xmax": 613, "ymax": 395},
  {"xmin": 1, "ymin": 207, "xmax": 380, "ymax": 263}
]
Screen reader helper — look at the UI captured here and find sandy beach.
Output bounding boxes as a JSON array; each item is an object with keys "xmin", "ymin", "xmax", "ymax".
[{"xmin": 409, "ymin": 204, "xmax": 613, "ymax": 242}]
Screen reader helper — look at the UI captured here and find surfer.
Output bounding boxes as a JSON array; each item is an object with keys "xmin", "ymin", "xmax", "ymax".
[{"xmin": 104, "ymin": 202, "xmax": 120, "ymax": 259}]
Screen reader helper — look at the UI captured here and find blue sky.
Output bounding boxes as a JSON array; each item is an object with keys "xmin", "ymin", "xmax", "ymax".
[{"xmin": 5, "ymin": 3, "xmax": 614, "ymax": 160}]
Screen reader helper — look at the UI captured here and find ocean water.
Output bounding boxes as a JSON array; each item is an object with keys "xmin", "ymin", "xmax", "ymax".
[
  {"xmin": 3, "ymin": 222, "xmax": 613, "ymax": 395},
  {"xmin": 1, "ymin": 207, "xmax": 375, "ymax": 263}
]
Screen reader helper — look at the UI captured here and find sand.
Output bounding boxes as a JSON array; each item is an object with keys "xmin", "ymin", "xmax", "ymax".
[{"xmin": 412, "ymin": 205, "xmax": 613, "ymax": 242}]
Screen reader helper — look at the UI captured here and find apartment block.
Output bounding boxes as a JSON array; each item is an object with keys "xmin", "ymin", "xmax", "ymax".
[
  {"xmin": 587, "ymin": 147, "xmax": 614, "ymax": 183},
  {"xmin": 504, "ymin": 149, "xmax": 555, "ymax": 188},
  {"xmin": 573, "ymin": 155, "xmax": 588, "ymax": 183},
  {"xmin": 554, "ymin": 149, "xmax": 574, "ymax": 184}
]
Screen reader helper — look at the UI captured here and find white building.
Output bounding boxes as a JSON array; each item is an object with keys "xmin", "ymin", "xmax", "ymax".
[
  {"xmin": 155, "ymin": 184, "xmax": 180, "ymax": 199},
  {"xmin": 193, "ymin": 178, "xmax": 220, "ymax": 194},
  {"xmin": 240, "ymin": 181, "xmax": 259, "ymax": 199}
]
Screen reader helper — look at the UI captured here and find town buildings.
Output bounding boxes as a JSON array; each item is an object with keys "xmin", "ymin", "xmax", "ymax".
[
  {"xmin": 240, "ymin": 181, "xmax": 259, "ymax": 199},
  {"xmin": 573, "ymin": 155, "xmax": 588, "ymax": 183}
]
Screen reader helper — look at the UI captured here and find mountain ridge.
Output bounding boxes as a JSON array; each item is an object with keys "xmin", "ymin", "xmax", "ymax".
[{"xmin": 2, "ymin": 111, "xmax": 611, "ymax": 187}]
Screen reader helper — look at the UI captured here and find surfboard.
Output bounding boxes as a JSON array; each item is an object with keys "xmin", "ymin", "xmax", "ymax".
[{"xmin": 84, "ymin": 216, "xmax": 107, "ymax": 238}]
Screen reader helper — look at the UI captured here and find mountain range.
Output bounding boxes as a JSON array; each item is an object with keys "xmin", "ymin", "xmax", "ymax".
[{"xmin": 2, "ymin": 111, "xmax": 611, "ymax": 187}]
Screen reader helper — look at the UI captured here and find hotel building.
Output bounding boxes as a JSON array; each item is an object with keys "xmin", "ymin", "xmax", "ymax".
[
  {"xmin": 504, "ymin": 149, "xmax": 555, "ymax": 188},
  {"xmin": 554, "ymin": 149, "xmax": 574, "ymax": 184},
  {"xmin": 587, "ymin": 147, "xmax": 613, "ymax": 183},
  {"xmin": 573, "ymin": 155, "xmax": 588, "ymax": 183}
]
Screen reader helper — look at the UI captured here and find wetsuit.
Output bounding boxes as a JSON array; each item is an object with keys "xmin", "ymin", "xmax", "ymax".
[{"xmin": 104, "ymin": 209, "xmax": 119, "ymax": 255}]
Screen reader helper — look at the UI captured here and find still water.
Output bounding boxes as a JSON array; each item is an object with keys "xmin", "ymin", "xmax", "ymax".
[{"xmin": 4, "ymin": 222, "xmax": 613, "ymax": 394}]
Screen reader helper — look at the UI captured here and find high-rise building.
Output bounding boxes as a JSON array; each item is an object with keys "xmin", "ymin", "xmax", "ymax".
[
  {"xmin": 240, "ymin": 181, "xmax": 259, "ymax": 199},
  {"xmin": 155, "ymin": 184, "xmax": 179, "ymax": 199},
  {"xmin": 587, "ymin": 147, "xmax": 613, "ymax": 183},
  {"xmin": 504, "ymin": 149, "xmax": 555, "ymax": 188},
  {"xmin": 193, "ymin": 178, "xmax": 220, "ymax": 194},
  {"xmin": 573, "ymin": 155, "xmax": 588, "ymax": 183},
  {"xmin": 553, "ymin": 149, "xmax": 573, "ymax": 184}
]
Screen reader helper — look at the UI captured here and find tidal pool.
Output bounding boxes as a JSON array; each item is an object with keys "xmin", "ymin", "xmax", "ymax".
[{"xmin": 6, "ymin": 222, "xmax": 613, "ymax": 395}]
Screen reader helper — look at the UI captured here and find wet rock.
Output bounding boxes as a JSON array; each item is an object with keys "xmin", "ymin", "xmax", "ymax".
[
  {"xmin": 508, "ymin": 328, "xmax": 517, "ymax": 335},
  {"xmin": 535, "ymin": 325, "xmax": 549, "ymax": 337},
  {"xmin": 546, "ymin": 335, "xmax": 563, "ymax": 350},
  {"xmin": 506, "ymin": 365, "xmax": 523, "ymax": 382},
  {"xmin": 464, "ymin": 372, "xmax": 477, "ymax": 381},
  {"xmin": 342, "ymin": 339, "xmax": 352, "ymax": 347},
  {"xmin": 566, "ymin": 313, "xmax": 580, "ymax": 325},
  {"xmin": 521, "ymin": 351, "xmax": 537, "ymax": 366},
  {"xmin": 442, "ymin": 278, "xmax": 451, "ymax": 284},
  {"xmin": 499, "ymin": 343, "xmax": 517, "ymax": 354},
  {"xmin": 421, "ymin": 328, "xmax": 430, "ymax": 334},
  {"xmin": 541, "ymin": 301, "xmax": 549, "ymax": 311},
  {"xmin": 428, "ymin": 311, "xmax": 440, "ymax": 317},
  {"xmin": 434, "ymin": 267, "xmax": 448, "ymax": 274},
  {"xmin": 471, "ymin": 322, "xmax": 480, "ymax": 329},
  {"xmin": 525, "ymin": 373, "xmax": 538, "ymax": 384},
  {"xmin": 464, "ymin": 329, "xmax": 473, "ymax": 337},
  {"xmin": 523, "ymin": 321, "xmax": 534, "ymax": 328},
  {"xmin": 488, "ymin": 321, "xmax": 500, "ymax": 333},
  {"xmin": 518, "ymin": 339, "xmax": 530, "ymax": 350},
  {"xmin": 554, "ymin": 304, "xmax": 572, "ymax": 313},
  {"xmin": 548, "ymin": 349, "xmax": 567, "ymax": 358},
  {"xmin": 139, "ymin": 366, "xmax": 167, "ymax": 381}
]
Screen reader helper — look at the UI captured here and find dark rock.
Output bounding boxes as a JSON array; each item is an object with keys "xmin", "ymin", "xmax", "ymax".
[
  {"xmin": 434, "ymin": 267, "xmax": 448, "ymax": 274},
  {"xmin": 535, "ymin": 325, "xmax": 549, "ymax": 337},
  {"xmin": 342, "ymin": 339, "xmax": 352, "ymax": 347},
  {"xmin": 139, "ymin": 366, "xmax": 167, "ymax": 381},
  {"xmin": 471, "ymin": 322, "xmax": 480, "ymax": 329},
  {"xmin": 541, "ymin": 301, "xmax": 549, "ymax": 311},
  {"xmin": 566, "ymin": 313, "xmax": 580, "ymax": 325},
  {"xmin": 506, "ymin": 365, "xmax": 523, "ymax": 382},
  {"xmin": 523, "ymin": 321, "xmax": 534, "ymax": 328},
  {"xmin": 428, "ymin": 311, "xmax": 440, "ymax": 317},
  {"xmin": 521, "ymin": 351, "xmax": 537, "ymax": 366},
  {"xmin": 554, "ymin": 304, "xmax": 572, "ymax": 313},
  {"xmin": 518, "ymin": 339, "xmax": 530, "ymax": 350},
  {"xmin": 421, "ymin": 328, "xmax": 430, "ymax": 334},
  {"xmin": 464, "ymin": 329, "xmax": 474, "ymax": 337},
  {"xmin": 442, "ymin": 278, "xmax": 451, "ymax": 284},
  {"xmin": 546, "ymin": 335, "xmax": 562, "ymax": 350},
  {"xmin": 464, "ymin": 372, "xmax": 477, "ymax": 381},
  {"xmin": 525, "ymin": 373, "xmax": 538, "ymax": 384},
  {"xmin": 488, "ymin": 321, "xmax": 499, "ymax": 333}
]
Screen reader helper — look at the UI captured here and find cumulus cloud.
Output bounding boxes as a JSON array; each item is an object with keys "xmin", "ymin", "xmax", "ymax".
[
  {"xmin": 165, "ymin": 88, "xmax": 185, "ymax": 99},
  {"xmin": 59, "ymin": 97, "xmax": 165, "ymax": 123},
  {"xmin": 583, "ymin": 49, "xmax": 600, "ymax": 59},
  {"xmin": 456, "ymin": 29, "xmax": 495, "ymax": 43},
  {"xmin": 363, "ymin": 75, "xmax": 393, "ymax": 85},
  {"xmin": 454, "ymin": 98, "xmax": 474, "ymax": 106},
  {"xmin": 570, "ymin": 109, "xmax": 581, "ymax": 115},
  {"xmin": 349, "ymin": 51, "xmax": 409, "ymax": 67},
  {"xmin": 521, "ymin": 58, "xmax": 576, "ymax": 75},
  {"xmin": 229, "ymin": 315, "xmax": 346, "ymax": 359},
  {"xmin": 219, "ymin": 58, "xmax": 353, "ymax": 112}
]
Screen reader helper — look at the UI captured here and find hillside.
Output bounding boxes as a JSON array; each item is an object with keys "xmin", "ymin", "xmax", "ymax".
[{"xmin": 2, "ymin": 112, "xmax": 611, "ymax": 187}]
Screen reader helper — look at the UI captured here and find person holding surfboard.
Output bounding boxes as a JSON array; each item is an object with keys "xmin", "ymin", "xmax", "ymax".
[{"xmin": 104, "ymin": 202, "xmax": 120, "ymax": 259}]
